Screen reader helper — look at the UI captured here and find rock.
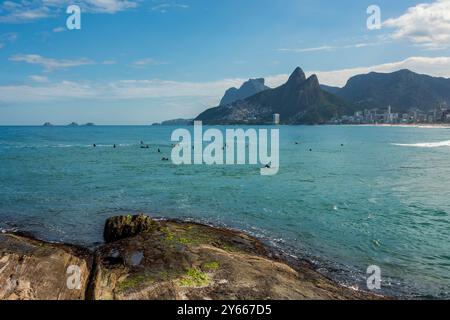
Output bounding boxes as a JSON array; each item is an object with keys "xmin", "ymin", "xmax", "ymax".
[
  {"xmin": 92, "ymin": 216, "xmax": 378, "ymax": 300},
  {"xmin": 220, "ymin": 78, "xmax": 269, "ymax": 106},
  {"xmin": 0, "ymin": 233, "xmax": 91, "ymax": 300},
  {"xmin": 0, "ymin": 215, "xmax": 383, "ymax": 300},
  {"xmin": 103, "ymin": 214, "xmax": 158, "ymax": 243}
]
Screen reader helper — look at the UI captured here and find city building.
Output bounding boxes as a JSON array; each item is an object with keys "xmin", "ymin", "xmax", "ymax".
[{"xmin": 273, "ymin": 113, "xmax": 280, "ymax": 125}]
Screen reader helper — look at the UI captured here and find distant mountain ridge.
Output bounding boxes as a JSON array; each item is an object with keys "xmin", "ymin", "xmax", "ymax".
[
  {"xmin": 335, "ymin": 69, "xmax": 450, "ymax": 112},
  {"xmin": 220, "ymin": 78, "xmax": 269, "ymax": 106},
  {"xmin": 197, "ymin": 67, "xmax": 354, "ymax": 124},
  {"xmin": 320, "ymin": 84, "xmax": 341, "ymax": 95}
]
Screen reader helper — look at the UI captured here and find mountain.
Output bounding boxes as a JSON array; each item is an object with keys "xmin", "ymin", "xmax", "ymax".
[
  {"xmin": 320, "ymin": 84, "xmax": 341, "ymax": 95},
  {"xmin": 336, "ymin": 69, "xmax": 450, "ymax": 112},
  {"xmin": 219, "ymin": 78, "xmax": 269, "ymax": 106},
  {"xmin": 196, "ymin": 67, "xmax": 353, "ymax": 124}
]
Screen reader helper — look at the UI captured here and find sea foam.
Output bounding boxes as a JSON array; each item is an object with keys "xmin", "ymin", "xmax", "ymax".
[{"xmin": 393, "ymin": 140, "xmax": 450, "ymax": 148}]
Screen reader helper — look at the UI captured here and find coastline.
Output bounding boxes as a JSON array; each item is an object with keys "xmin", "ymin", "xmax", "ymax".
[
  {"xmin": 0, "ymin": 214, "xmax": 383, "ymax": 300},
  {"xmin": 344, "ymin": 123, "xmax": 450, "ymax": 129}
]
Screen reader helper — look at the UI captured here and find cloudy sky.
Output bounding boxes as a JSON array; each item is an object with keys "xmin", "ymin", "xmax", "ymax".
[{"xmin": 1, "ymin": 0, "xmax": 450, "ymax": 124}]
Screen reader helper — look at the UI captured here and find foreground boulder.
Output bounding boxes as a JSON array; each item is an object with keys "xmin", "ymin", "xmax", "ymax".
[
  {"xmin": 91, "ymin": 215, "xmax": 377, "ymax": 300},
  {"xmin": 104, "ymin": 214, "xmax": 157, "ymax": 243},
  {"xmin": 0, "ymin": 233, "xmax": 91, "ymax": 300}
]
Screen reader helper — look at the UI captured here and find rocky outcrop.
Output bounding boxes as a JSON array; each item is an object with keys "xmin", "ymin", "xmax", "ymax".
[
  {"xmin": 103, "ymin": 214, "xmax": 158, "ymax": 243},
  {"xmin": 1, "ymin": 215, "xmax": 382, "ymax": 300},
  {"xmin": 93, "ymin": 215, "xmax": 377, "ymax": 300},
  {"xmin": 0, "ymin": 233, "xmax": 91, "ymax": 300}
]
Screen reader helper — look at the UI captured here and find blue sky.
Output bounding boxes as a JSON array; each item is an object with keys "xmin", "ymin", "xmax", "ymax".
[{"xmin": 1, "ymin": 0, "xmax": 450, "ymax": 124}]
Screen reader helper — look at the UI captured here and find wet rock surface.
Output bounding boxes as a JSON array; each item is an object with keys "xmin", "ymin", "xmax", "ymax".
[{"xmin": 1, "ymin": 215, "xmax": 381, "ymax": 300}]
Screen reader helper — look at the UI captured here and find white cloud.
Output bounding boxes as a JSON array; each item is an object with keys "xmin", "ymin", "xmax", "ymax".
[
  {"xmin": 278, "ymin": 42, "xmax": 382, "ymax": 53},
  {"xmin": 0, "ymin": 32, "xmax": 18, "ymax": 48},
  {"xmin": 264, "ymin": 57, "xmax": 450, "ymax": 88},
  {"xmin": 29, "ymin": 75, "xmax": 49, "ymax": 83},
  {"xmin": 132, "ymin": 58, "xmax": 169, "ymax": 67},
  {"xmin": 0, "ymin": 0, "xmax": 139, "ymax": 23},
  {"xmin": 0, "ymin": 77, "xmax": 244, "ymax": 104},
  {"xmin": 384, "ymin": 0, "xmax": 450, "ymax": 49},
  {"xmin": 52, "ymin": 27, "xmax": 66, "ymax": 33},
  {"xmin": 1, "ymin": 57, "xmax": 449, "ymax": 110},
  {"xmin": 10, "ymin": 54, "xmax": 94, "ymax": 71},
  {"xmin": 0, "ymin": 81, "xmax": 96, "ymax": 103},
  {"xmin": 151, "ymin": 3, "xmax": 189, "ymax": 13},
  {"xmin": 107, "ymin": 78, "xmax": 243, "ymax": 99}
]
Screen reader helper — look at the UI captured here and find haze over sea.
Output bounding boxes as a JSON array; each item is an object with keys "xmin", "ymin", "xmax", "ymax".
[{"xmin": 1, "ymin": 125, "xmax": 449, "ymax": 299}]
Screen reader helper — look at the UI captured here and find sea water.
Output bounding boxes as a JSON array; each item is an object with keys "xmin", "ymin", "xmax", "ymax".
[{"xmin": 1, "ymin": 125, "xmax": 449, "ymax": 298}]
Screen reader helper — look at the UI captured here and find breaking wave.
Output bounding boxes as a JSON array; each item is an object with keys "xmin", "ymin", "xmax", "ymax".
[{"xmin": 393, "ymin": 140, "xmax": 450, "ymax": 148}]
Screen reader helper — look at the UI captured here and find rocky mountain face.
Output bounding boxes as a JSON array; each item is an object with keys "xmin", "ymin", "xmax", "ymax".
[
  {"xmin": 336, "ymin": 69, "xmax": 450, "ymax": 112},
  {"xmin": 197, "ymin": 67, "xmax": 353, "ymax": 124},
  {"xmin": 220, "ymin": 78, "xmax": 269, "ymax": 106}
]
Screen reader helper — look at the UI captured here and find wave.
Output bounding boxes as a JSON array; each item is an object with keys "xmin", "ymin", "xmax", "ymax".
[{"xmin": 392, "ymin": 140, "xmax": 450, "ymax": 148}]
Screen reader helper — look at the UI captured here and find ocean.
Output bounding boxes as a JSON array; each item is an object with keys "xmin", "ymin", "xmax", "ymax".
[{"xmin": 1, "ymin": 125, "xmax": 449, "ymax": 298}]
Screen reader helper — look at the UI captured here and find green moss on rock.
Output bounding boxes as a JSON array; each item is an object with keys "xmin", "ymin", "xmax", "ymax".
[
  {"xmin": 116, "ymin": 274, "xmax": 154, "ymax": 293},
  {"xmin": 202, "ymin": 261, "xmax": 220, "ymax": 271},
  {"xmin": 177, "ymin": 268, "xmax": 211, "ymax": 287}
]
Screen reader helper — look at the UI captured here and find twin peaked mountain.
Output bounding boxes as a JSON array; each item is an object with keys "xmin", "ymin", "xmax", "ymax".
[
  {"xmin": 196, "ymin": 67, "xmax": 450, "ymax": 124},
  {"xmin": 196, "ymin": 67, "xmax": 352, "ymax": 124}
]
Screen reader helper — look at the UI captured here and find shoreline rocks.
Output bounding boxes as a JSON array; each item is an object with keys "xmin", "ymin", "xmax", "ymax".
[
  {"xmin": 0, "ymin": 215, "xmax": 382, "ymax": 300},
  {"xmin": 0, "ymin": 233, "xmax": 92, "ymax": 300}
]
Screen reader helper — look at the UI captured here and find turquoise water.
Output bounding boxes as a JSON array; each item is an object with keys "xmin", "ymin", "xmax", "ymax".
[{"xmin": 1, "ymin": 125, "xmax": 449, "ymax": 298}]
